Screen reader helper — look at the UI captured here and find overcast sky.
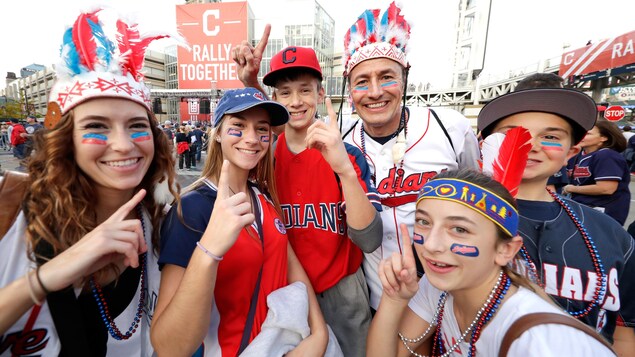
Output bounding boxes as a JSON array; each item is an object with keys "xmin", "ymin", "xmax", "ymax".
[{"xmin": 2, "ymin": 0, "xmax": 635, "ymax": 89}]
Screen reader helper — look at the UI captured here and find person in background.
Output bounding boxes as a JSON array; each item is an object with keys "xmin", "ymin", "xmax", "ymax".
[
  {"xmin": 477, "ymin": 88, "xmax": 635, "ymax": 354},
  {"xmin": 152, "ymin": 87, "xmax": 328, "ymax": 356},
  {"xmin": 341, "ymin": 1, "xmax": 481, "ymax": 310},
  {"xmin": 0, "ymin": 9, "xmax": 179, "ymax": 356},
  {"xmin": 192, "ymin": 123, "xmax": 205, "ymax": 164},
  {"xmin": 0, "ymin": 122, "xmax": 9, "ymax": 151},
  {"xmin": 23, "ymin": 114, "xmax": 44, "ymax": 159},
  {"xmin": 175, "ymin": 124, "xmax": 191, "ymax": 171},
  {"xmin": 368, "ymin": 170, "xmax": 614, "ymax": 356},
  {"xmin": 9, "ymin": 118, "xmax": 27, "ymax": 160},
  {"xmin": 622, "ymin": 125, "xmax": 634, "ymax": 141},
  {"xmin": 564, "ymin": 119, "xmax": 631, "ymax": 225}
]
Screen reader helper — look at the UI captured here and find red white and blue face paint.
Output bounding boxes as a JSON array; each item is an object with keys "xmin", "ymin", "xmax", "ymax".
[
  {"xmin": 82, "ymin": 133, "xmax": 108, "ymax": 145},
  {"xmin": 450, "ymin": 243, "xmax": 479, "ymax": 257},
  {"xmin": 260, "ymin": 135, "xmax": 270, "ymax": 143},
  {"xmin": 353, "ymin": 84, "xmax": 369, "ymax": 92},
  {"xmin": 380, "ymin": 80, "xmax": 399, "ymax": 88},
  {"xmin": 413, "ymin": 232, "xmax": 424, "ymax": 245},
  {"xmin": 541, "ymin": 141, "xmax": 563, "ymax": 151},
  {"xmin": 227, "ymin": 128, "xmax": 242, "ymax": 137},
  {"xmin": 131, "ymin": 132, "xmax": 151, "ymax": 142}
]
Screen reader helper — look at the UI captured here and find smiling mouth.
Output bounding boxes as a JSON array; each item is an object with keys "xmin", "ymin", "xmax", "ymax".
[
  {"xmin": 290, "ymin": 110, "xmax": 307, "ymax": 118},
  {"xmin": 365, "ymin": 102, "xmax": 388, "ymax": 109},
  {"xmin": 237, "ymin": 148, "xmax": 258, "ymax": 154},
  {"xmin": 103, "ymin": 158, "xmax": 140, "ymax": 167}
]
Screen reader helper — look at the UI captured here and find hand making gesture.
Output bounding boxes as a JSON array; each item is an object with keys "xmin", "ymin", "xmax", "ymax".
[
  {"xmin": 232, "ymin": 24, "xmax": 271, "ymax": 87},
  {"xmin": 200, "ymin": 160, "xmax": 255, "ymax": 258},
  {"xmin": 304, "ymin": 98, "xmax": 354, "ymax": 175},
  {"xmin": 378, "ymin": 224, "xmax": 419, "ymax": 301},
  {"xmin": 39, "ymin": 189, "xmax": 148, "ymax": 290}
]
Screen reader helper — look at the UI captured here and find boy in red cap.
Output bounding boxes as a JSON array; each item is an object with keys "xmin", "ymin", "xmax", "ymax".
[{"xmin": 233, "ymin": 26, "xmax": 383, "ymax": 356}]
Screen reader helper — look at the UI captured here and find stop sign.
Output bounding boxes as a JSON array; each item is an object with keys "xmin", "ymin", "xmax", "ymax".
[{"xmin": 604, "ymin": 105, "xmax": 625, "ymax": 121}]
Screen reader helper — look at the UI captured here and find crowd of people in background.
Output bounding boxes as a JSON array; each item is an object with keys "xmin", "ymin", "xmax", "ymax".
[{"xmin": 2, "ymin": 2, "xmax": 635, "ymax": 357}]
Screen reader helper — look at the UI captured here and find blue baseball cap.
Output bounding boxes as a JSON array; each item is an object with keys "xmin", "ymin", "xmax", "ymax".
[{"xmin": 213, "ymin": 87, "xmax": 289, "ymax": 127}]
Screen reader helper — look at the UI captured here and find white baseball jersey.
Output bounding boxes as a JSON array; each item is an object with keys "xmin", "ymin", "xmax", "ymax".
[
  {"xmin": 344, "ymin": 106, "xmax": 480, "ymax": 308},
  {"xmin": 409, "ymin": 277, "xmax": 614, "ymax": 356},
  {"xmin": 0, "ymin": 210, "xmax": 160, "ymax": 357}
]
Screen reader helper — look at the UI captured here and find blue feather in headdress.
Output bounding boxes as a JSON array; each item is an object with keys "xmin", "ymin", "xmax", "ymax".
[
  {"xmin": 87, "ymin": 17, "xmax": 114, "ymax": 70},
  {"xmin": 61, "ymin": 27, "xmax": 82, "ymax": 75}
]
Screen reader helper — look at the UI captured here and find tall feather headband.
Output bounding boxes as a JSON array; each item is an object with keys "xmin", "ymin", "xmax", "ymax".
[
  {"xmin": 343, "ymin": 1, "xmax": 411, "ymax": 76},
  {"xmin": 45, "ymin": 9, "xmax": 180, "ymax": 129}
]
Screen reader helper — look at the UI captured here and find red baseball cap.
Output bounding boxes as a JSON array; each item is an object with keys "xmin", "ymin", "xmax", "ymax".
[{"xmin": 263, "ymin": 46, "xmax": 323, "ymax": 86}]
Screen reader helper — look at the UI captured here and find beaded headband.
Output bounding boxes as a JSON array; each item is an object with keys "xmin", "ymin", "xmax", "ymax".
[
  {"xmin": 343, "ymin": 1, "xmax": 411, "ymax": 76},
  {"xmin": 417, "ymin": 178, "xmax": 519, "ymax": 237},
  {"xmin": 45, "ymin": 9, "xmax": 181, "ymax": 129}
]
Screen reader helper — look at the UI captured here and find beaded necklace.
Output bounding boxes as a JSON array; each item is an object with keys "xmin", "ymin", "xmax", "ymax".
[
  {"xmin": 518, "ymin": 189, "xmax": 606, "ymax": 318},
  {"xmin": 399, "ymin": 270, "xmax": 510, "ymax": 357},
  {"xmin": 89, "ymin": 205, "xmax": 147, "ymax": 340},
  {"xmin": 360, "ymin": 108, "xmax": 408, "ymax": 185}
]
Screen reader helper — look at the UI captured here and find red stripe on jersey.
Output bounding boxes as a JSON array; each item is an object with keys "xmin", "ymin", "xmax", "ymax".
[{"xmin": 381, "ymin": 193, "xmax": 418, "ymax": 207}]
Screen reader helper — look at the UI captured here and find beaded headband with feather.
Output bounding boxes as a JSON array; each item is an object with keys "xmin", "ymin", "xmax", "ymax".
[
  {"xmin": 343, "ymin": 1, "xmax": 411, "ymax": 76},
  {"xmin": 45, "ymin": 9, "xmax": 181, "ymax": 129}
]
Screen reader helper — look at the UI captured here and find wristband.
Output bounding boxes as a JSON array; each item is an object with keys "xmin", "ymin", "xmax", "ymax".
[
  {"xmin": 196, "ymin": 242, "xmax": 224, "ymax": 261},
  {"xmin": 26, "ymin": 270, "xmax": 44, "ymax": 306}
]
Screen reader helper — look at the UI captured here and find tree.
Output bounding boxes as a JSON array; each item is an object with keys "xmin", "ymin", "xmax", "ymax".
[{"xmin": 0, "ymin": 101, "xmax": 23, "ymax": 120}]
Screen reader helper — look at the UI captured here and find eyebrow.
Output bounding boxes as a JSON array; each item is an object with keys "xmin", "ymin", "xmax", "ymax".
[
  {"xmin": 496, "ymin": 125, "xmax": 569, "ymax": 135},
  {"xmin": 227, "ymin": 114, "xmax": 271, "ymax": 125},
  {"xmin": 76, "ymin": 115, "xmax": 149, "ymax": 123},
  {"xmin": 416, "ymin": 207, "xmax": 477, "ymax": 225}
]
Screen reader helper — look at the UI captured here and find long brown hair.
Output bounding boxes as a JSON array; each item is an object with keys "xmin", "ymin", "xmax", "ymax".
[
  {"xmin": 594, "ymin": 119, "xmax": 627, "ymax": 152},
  {"xmin": 23, "ymin": 108, "xmax": 180, "ymax": 265}
]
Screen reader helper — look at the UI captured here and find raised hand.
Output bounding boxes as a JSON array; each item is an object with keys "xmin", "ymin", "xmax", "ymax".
[
  {"xmin": 200, "ymin": 160, "xmax": 255, "ymax": 257},
  {"xmin": 378, "ymin": 224, "xmax": 419, "ymax": 301},
  {"xmin": 305, "ymin": 98, "xmax": 353, "ymax": 175},
  {"xmin": 38, "ymin": 189, "xmax": 148, "ymax": 291},
  {"xmin": 232, "ymin": 24, "xmax": 271, "ymax": 87}
]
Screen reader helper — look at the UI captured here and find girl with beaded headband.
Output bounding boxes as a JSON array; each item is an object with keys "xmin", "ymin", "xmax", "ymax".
[
  {"xmin": 367, "ymin": 169, "xmax": 614, "ymax": 356},
  {"xmin": 152, "ymin": 87, "xmax": 329, "ymax": 356},
  {"xmin": 0, "ymin": 8, "xmax": 180, "ymax": 356}
]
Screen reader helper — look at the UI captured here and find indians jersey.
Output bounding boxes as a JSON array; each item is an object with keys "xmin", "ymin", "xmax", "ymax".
[
  {"xmin": 344, "ymin": 106, "xmax": 481, "ymax": 308},
  {"xmin": 568, "ymin": 148, "xmax": 631, "ymax": 225},
  {"xmin": 159, "ymin": 181, "xmax": 289, "ymax": 357},
  {"xmin": 1, "ymin": 210, "xmax": 160, "ymax": 357},
  {"xmin": 517, "ymin": 198, "xmax": 635, "ymax": 342},
  {"xmin": 274, "ymin": 133, "xmax": 381, "ymax": 293}
]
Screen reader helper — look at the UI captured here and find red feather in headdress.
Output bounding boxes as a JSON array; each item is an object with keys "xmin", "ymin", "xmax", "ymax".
[
  {"xmin": 72, "ymin": 10, "xmax": 101, "ymax": 71},
  {"xmin": 481, "ymin": 127, "xmax": 532, "ymax": 197},
  {"xmin": 116, "ymin": 20, "xmax": 169, "ymax": 79}
]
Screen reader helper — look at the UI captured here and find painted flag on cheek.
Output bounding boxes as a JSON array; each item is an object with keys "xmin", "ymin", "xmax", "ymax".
[
  {"xmin": 131, "ymin": 132, "xmax": 152, "ymax": 142},
  {"xmin": 82, "ymin": 133, "xmax": 108, "ymax": 145}
]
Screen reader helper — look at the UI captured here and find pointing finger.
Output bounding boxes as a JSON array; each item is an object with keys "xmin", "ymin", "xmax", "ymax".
[
  {"xmin": 105, "ymin": 189, "xmax": 146, "ymax": 224},
  {"xmin": 401, "ymin": 223, "xmax": 415, "ymax": 263},
  {"xmin": 325, "ymin": 97, "xmax": 338, "ymax": 129},
  {"xmin": 255, "ymin": 24, "xmax": 271, "ymax": 54},
  {"xmin": 217, "ymin": 160, "xmax": 231, "ymax": 199}
]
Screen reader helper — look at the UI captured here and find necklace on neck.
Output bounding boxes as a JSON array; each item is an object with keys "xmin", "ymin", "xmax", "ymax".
[
  {"xmin": 89, "ymin": 205, "xmax": 147, "ymax": 340},
  {"xmin": 399, "ymin": 270, "xmax": 511, "ymax": 357},
  {"xmin": 360, "ymin": 108, "xmax": 408, "ymax": 185},
  {"xmin": 518, "ymin": 188, "xmax": 606, "ymax": 318}
]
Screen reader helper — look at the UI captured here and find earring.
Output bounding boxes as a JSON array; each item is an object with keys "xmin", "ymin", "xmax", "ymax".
[{"xmin": 215, "ymin": 136, "xmax": 221, "ymax": 142}]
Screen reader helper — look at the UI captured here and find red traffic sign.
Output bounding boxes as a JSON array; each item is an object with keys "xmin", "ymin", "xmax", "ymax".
[{"xmin": 604, "ymin": 105, "xmax": 625, "ymax": 121}]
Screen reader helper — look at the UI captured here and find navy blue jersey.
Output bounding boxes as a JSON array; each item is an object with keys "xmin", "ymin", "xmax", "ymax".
[
  {"xmin": 517, "ymin": 198, "xmax": 635, "ymax": 342},
  {"xmin": 547, "ymin": 166, "xmax": 569, "ymax": 194},
  {"xmin": 568, "ymin": 148, "xmax": 631, "ymax": 225}
]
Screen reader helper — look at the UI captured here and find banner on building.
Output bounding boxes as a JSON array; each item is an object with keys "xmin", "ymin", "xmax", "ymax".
[
  {"xmin": 176, "ymin": 1, "xmax": 249, "ymax": 89},
  {"xmin": 560, "ymin": 30, "xmax": 635, "ymax": 79}
]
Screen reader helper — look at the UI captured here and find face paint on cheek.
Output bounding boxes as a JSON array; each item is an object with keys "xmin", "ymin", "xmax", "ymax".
[
  {"xmin": 227, "ymin": 128, "xmax": 242, "ymax": 137},
  {"xmin": 81, "ymin": 133, "xmax": 108, "ymax": 145},
  {"xmin": 380, "ymin": 80, "xmax": 399, "ymax": 88},
  {"xmin": 259, "ymin": 135, "xmax": 270, "ymax": 143},
  {"xmin": 541, "ymin": 142, "xmax": 563, "ymax": 151},
  {"xmin": 413, "ymin": 233, "xmax": 424, "ymax": 245},
  {"xmin": 450, "ymin": 243, "xmax": 479, "ymax": 257},
  {"xmin": 353, "ymin": 85, "xmax": 369, "ymax": 92},
  {"xmin": 131, "ymin": 132, "xmax": 151, "ymax": 142}
]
